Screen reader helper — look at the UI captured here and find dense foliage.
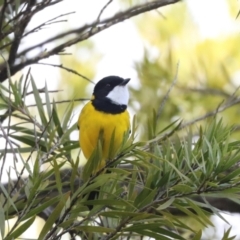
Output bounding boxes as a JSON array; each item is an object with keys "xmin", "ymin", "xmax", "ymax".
[{"xmin": 0, "ymin": 0, "xmax": 239, "ymax": 240}]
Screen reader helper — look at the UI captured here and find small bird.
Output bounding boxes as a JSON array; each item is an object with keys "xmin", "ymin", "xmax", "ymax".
[{"xmin": 78, "ymin": 76, "xmax": 131, "ymax": 174}]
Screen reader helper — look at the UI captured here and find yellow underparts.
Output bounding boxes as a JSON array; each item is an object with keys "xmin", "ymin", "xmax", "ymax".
[{"xmin": 78, "ymin": 101, "xmax": 130, "ymax": 173}]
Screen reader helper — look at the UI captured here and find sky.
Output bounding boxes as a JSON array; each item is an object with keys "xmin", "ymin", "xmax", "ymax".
[{"xmin": 2, "ymin": 0, "xmax": 240, "ymax": 239}]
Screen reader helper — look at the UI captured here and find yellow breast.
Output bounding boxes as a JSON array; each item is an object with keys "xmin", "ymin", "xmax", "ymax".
[{"xmin": 78, "ymin": 101, "xmax": 130, "ymax": 171}]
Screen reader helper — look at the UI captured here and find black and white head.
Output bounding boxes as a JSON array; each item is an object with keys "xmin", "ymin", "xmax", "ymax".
[
  {"xmin": 93, "ymin": 76, "xmax": 130, "ymax": 104},
  {"xmin": 92, "ymin": 76, "xmax": 130, "ymax": 113}
]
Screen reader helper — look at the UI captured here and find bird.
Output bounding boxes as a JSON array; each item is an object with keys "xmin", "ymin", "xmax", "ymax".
[{"xmin": 78, "ymin": 75, "xmax": 131, "ymax": 175}]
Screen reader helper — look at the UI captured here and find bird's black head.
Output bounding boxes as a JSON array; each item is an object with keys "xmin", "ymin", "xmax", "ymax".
[
  {"xmin": 93, "ymin": 76, "xmax": 130, "ymax": 99},
  {"xmin": 92, "ymin": 76, "xmax": 130, "ymax": 114}
]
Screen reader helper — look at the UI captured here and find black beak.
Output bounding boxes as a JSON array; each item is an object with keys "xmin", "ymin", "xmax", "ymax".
[{"xmin": 119, "ymin": 78, "xmax": 130, "ymax": 86}]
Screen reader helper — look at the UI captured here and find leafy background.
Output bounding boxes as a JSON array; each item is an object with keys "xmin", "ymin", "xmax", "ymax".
[{"xmin": 1, "ymin": 0, "xmax": 240, "ymax": 239}]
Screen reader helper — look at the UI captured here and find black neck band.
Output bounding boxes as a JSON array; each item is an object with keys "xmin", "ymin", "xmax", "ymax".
[{"xmin": 92, "ymin": 98, "xmax": 127, "ymax": 114}]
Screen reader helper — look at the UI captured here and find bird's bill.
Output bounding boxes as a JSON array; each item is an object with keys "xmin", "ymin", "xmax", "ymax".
[{"xmin": 119, "ymin": 78, "xmax": 130, "ymax": 86}]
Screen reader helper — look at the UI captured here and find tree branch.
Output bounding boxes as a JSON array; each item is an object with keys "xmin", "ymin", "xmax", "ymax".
[
  {"xmin": 8, "ymin": 1, "xmax": 35, "ymax": 66},
  {"xmin": 0, "ymin": 0, "xmax": 181, "ymax": 82}
]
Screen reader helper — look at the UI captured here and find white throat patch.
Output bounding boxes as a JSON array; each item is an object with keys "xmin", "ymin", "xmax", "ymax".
[{"xmin": 106, "ymin": 85, "xmax": 129, "ymax": 105}]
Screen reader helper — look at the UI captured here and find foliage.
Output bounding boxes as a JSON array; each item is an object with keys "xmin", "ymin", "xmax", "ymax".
[
  {"xmin": 0, "ymin": 0, "xmax": 240, "ymax": 240},
  {"xmin": 0, "ymin": 70, "xmax": 239, "ymax": 239},
  {"xmin": 132, "ymin": 1, "xmax": 240, "ymax": 138}
]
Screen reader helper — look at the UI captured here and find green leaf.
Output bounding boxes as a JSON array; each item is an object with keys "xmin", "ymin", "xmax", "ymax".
[
  {"xmin": 174, "ymin": 202, "xmax": 209, "ymax": 227},
  {"xmin": 5, "ymin": 216, "xmax": 35, "ymax": 240},
  {"xmin": 70, "ymin": 157, "xmax": 80, "ymax": 192},
  {"xmin": 52, "ymin": 100, "xmax": 63, "ymax": 137},
  {"xmin": 220, "ymin": 168, "xmax": 240, "ymax": 183},
  {"xmin": 192, "ymin": 230, "xmax": 202, "ymax": 240},
  {"xmin": 44, "ymin": 83, "xmax": 53, "ymax": 126},
  {"xmin": 125, "ymin": 224, "xmax": 185, "ymax": 240},
  {"xmin": 53, "ymin": 159, "xmax": 63, "ymax": 194},
  {"xmin": 30, "ymin": 75, "xmax": 47, "ymax": 125},
  {"xmin": 9, "ymin": 134, "xmax": 48, "ymax": 152},
  {"xmin": 222, "ymin": 227, "xmax": 236, "ymax": 240},
  {"xmin": 60, "ymin": 140, "xmax": 79, "ymax": 151},
  {"xmin": 62, "ymin": 101, "xmax": 74, "ymax": 131},
  {"xmin": 186, "ymin": 199, "xmax": 213, "ymax": 226},
  {"xmin": 157, "ymin": 118, "xmax": 181, "ymax": 135},
  {"xmin": 135, "ymin": 188, "xmax": 157, "ymax": 209},
  {"xmin": 58, "ymin": 218, "xmax": 75, "ymax": 229},
  {"xmin": 157, "ymin": 197, "xmax": 175, "ymax": 210},
  {"xmin": 78, "ymin": 173, "xmax": 114, "ymax": 199},
  {"xmin": 9, "ymin": 79, "xmax": 22, "ymax": 105},
  {"xmin": 38, "ymin": 192, "xmax": 70, "ymax": 240},
  {"xmin": 0, "ymin": 183, "xmax": 18, "ymax": 213},
  {"xmin": 172, "ymin": 184, "xmax": 193, "ymax": 193},
  {"xmin": 21, "ymin": 196, "xmax": 61, "ymax": 221},
  {"xmin": 82, "ymin": 138, "xmax": 103, "ymax": 181},
  {"xmin": 9, "ymin": 125, "xmax": 41, "ymax": 136}
]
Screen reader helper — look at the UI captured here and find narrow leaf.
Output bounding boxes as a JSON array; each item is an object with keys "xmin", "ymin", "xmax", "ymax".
[{"xmin": 38, "ymin": 192, "xmax": 70, "ymax": 240}]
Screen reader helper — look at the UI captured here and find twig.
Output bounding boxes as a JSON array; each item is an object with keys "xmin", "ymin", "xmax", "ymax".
[
  {"xmin": 178, "ymin": 86, "xmax": 231, "ymax": 98},
  {"xmin": 26, "ymin": 97, "xmax": 89, "ymax": 108},
  {"xmin": 0, "ymin": 121, "xmax": 18, "ymax": 182},
  {"xmin": 8, "ymin": 1, "xmax": 35, "ymax": 66},
  {"xmin": 96, "ymin": 0, "xmax": 114, "ymax": 23},
  {"xmin": 25, "ymin": 87, "xmax": 61, "ymax": 96},
  {"xmin": 23, "ymin": 11, "xmax": 75, "ymax": 38},
  {"xmin": 155, "ymin": 9, "xmax": 167, "ymax": 19},
  {"xmin": 1, "ymin": 72, "xmax": 15, "ymax": 181},
  {"xmin": 22, "ymin": 67, "xmax": 31, "ymax": 99},
  {"xmin": 179, "ymin": 97, "xmax": 240, "ymax": 130},
  {"xmin": 157, "ymin": 61, "xmax": 179, "ymax": 121},
  {"xmin": 36, "ymin": 62, "xmax": 94, "ymax": 84}
]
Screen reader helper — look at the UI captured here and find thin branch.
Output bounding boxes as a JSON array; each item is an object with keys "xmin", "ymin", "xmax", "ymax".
[
  {"xmin": 0, "ymin": 121, "xmax": 18, "ymax": 182},
  {"xmin": 22, "ymin": 11, "xmax": 75, "ymax": 38},
  {"xmin": 178, "ymin": 86, "xmax": 232, "ymax": 98},
  {"xmin": 179, "ymin": 97, "xmax": 240, "ymax": 130},
  {"xmin": 36, "ymin": 62, "xmax": 94, "ymax": 84},
  {"xmin": 0, "ymin": 0, "xmax": 181, "ymax": 82},
  {"xmin": 96, "ymin": 0, "xmax": 114, "ymax": 23},
  {"xmin": 8, "ymin": 1, "xmax": 36, "ymax": 66},
  {"xmin": 2, "ymin": 0, "xmax": 62, "ymax": 33},
  {"xmin": 157, "ymin": 61, "xmax": 179, "ymax": 121},
  {"xmin": 22, "ymin": 67, "xmax": 31, "ymax": 98},
  {"xmin": 25, "ymin": 87, "xmax": 61, "ymax": 96},
  {"xmin": 22, "ymin": 0, "xmax": 180, "ymax": 55},
  {"xmin": 26, "ymin": 97, "xmax": 89, "ymax": 108}
]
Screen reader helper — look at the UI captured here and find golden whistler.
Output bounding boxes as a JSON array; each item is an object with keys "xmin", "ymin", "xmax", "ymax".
[{"xmin": 78, "ymin": 76, "xmax": 130, "ymax": 173}]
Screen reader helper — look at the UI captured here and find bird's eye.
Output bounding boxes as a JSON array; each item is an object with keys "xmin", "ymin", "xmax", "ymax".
[{"xmin": 106, "ymin": 84, "xmax": 111, "ymax": 88}]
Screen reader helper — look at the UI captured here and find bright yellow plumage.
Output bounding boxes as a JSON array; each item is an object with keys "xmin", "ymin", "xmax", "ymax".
[
  {"xmin": 79, "ymin": 102, "xmax": 130, "ymax": 162},
  {"xmin": 78, "ymin": 76, "xmax": 131, "ymax": 173}
]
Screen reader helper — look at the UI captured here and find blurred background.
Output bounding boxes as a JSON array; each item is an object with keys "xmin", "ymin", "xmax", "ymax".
[
  {"xmin": 29, "ymin": 0, "xmax": 240, "ymax": 137},
  {"xmin": 3, "ymin": 0, "xmax": 240, "ymax": 239}
]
